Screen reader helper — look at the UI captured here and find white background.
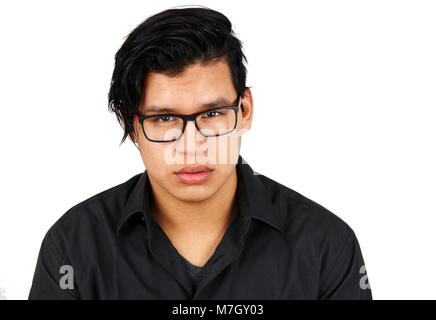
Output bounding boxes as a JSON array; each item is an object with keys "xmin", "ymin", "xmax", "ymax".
[{"xmin": 0, "ymin": 0, "xmax": 435, "ymax": 300}]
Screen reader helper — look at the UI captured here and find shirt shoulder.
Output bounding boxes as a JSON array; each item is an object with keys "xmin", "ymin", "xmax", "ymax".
[
  {"xmin": 44, "ymin": 172, "xmax": 143, "ymax": 252},
  {"xmin": 258, "ymin": 173, "xmax": 357, "ymax": 247}
]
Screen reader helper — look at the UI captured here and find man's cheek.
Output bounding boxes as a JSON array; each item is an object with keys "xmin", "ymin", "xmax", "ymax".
[{"xmin": 163, "ymin": 142, "xmax": 187, "ymax": 165}]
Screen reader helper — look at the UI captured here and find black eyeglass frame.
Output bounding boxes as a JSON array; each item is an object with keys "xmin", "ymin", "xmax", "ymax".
[{"xmin": 134, "ymin": 95, "xmax": 243, "ymax": 143}]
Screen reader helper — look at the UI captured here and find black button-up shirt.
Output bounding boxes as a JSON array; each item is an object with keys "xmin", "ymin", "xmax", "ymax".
[{"xmin": 28, "ymin": 155, "xmax": 372, "ymax": 300}]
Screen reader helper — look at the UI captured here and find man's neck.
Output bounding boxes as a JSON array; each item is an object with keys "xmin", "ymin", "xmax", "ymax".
[{"xmin": 147, "ymin": 168, "xmax": 239, "ymax": 266}]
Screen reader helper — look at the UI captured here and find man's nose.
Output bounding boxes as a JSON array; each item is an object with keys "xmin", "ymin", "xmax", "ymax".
[{"xmin": 176, "ymin": 120, "xmax": 202, "ymax": 156}]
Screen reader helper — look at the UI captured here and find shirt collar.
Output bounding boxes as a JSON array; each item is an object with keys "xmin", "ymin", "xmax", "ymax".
[{"xmin": 116, "ymin": 155, "xmax": 284, "ymax": 237}]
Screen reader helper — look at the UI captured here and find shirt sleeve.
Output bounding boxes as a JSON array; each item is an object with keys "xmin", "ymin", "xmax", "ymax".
[
  {"xmin": 317, "ymin": 230, "xmax": 373, "ymax": 300},
  {"xmin": 28, "ymin": 230, "xmax": 81, "ymax": 300}
]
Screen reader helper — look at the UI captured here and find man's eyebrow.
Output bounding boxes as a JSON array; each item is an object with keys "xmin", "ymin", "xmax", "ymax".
[{"xmin": 144, "ymin": 97, "xmax": 233, "ymax": 114}]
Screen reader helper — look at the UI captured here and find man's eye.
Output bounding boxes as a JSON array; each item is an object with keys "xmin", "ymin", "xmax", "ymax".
[
  {"xmin": 154, "ymin": 115, "xmax": 174, "ymax": 122},
  {"xmin": 203, "ymin": 111, "xmax": 222, "ymax": 118}
]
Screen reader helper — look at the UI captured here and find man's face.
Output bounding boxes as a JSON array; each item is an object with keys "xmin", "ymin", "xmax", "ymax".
[{"xmin": 133, "ymin": 58, "xmax": 253, "ymax": 202}]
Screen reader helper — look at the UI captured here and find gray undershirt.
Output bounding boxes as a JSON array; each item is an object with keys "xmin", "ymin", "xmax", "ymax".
[{"xmin": 179, "ymin": 253, "xmax": 205, "ymax": 292}]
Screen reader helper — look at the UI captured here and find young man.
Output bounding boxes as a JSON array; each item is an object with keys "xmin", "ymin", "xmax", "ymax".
[{"xmin": 29, "ymin": 6, "xmax": 372, "ymax": 300}]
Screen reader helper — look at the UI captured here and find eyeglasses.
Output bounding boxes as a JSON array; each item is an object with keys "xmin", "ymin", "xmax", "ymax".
[{"xmin": 134, "ymin": 95, "xmax": 243, "ymax": 143}]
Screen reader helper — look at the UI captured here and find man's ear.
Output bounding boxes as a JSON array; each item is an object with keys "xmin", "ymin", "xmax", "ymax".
[
  {"xmin": 240, "ymin": 89, "xmax": 253, "ymax": 132},
  {"xmin": 128, "ymin": 128, "xmax": 138, "ymax": 144}
]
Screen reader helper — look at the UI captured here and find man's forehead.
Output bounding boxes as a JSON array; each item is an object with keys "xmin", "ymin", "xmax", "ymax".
[
  {"xmin": 145, "ymin": 59, "xmax": 231, "ymax": 86},
  {"xmin": 141, "ymin": 60, "xmax": 236, "ymax": 113}
]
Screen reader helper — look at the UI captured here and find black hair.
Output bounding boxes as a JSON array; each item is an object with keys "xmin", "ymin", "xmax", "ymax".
[{"xmin": 108, "ymin": 5, "xmax": 250, "ymax": 145}]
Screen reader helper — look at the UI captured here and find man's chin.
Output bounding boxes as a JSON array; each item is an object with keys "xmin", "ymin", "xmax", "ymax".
[{"xmin": 170, "ymin": 186, "xmax": 216, "ymax": 203}]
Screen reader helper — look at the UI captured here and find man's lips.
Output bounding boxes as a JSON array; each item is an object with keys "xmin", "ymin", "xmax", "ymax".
[
  {"xmin": 176, "ymin": 165, "xmax": 212, "ymax": 174},
  {"xmin": 175, "ymin": 165, "xmax": 213, "ymax": 184}
]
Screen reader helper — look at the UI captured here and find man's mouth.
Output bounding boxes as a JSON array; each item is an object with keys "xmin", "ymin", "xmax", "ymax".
[{"xmin": 175, "ymin": 165, "xmax": 213, "ymax": 184}]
